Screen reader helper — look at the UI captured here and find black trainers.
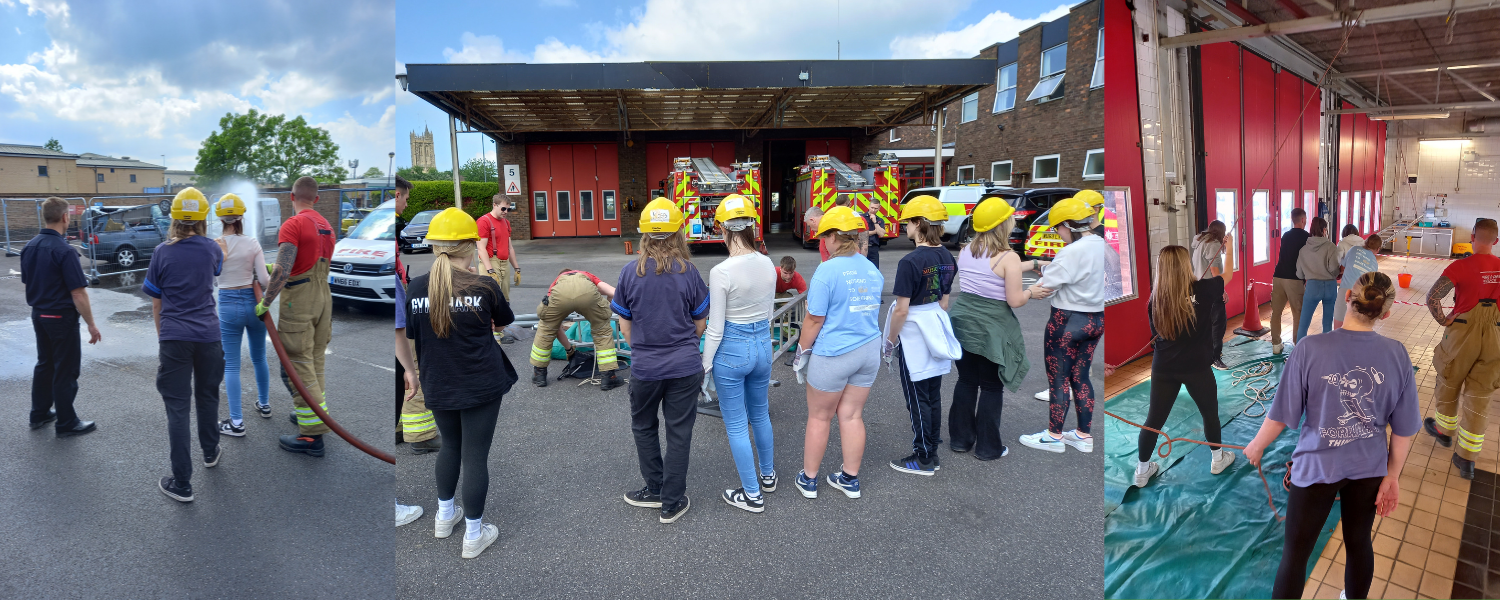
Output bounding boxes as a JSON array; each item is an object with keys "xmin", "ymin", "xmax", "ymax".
[
  {"xmin": 759, "ymin": 472, "xmax": 777, "ymax": 493},
  {"xmin": 203, "ymin": 445, "xmax": 221, "ymax": 468},
  {"xmin": 28, "ymin": 410, "xmax": 56, "ymax": 430},
  {"xmin": 890, "ymin": 453, "xmax": 940, "ymax": 476},
  {"xmin": 659, "ymin": 496, "xmax": 691, "ymax": 524},
  {"xmin": 697, "ymin": 398, "xmax": 722, "ymax": 418},
  {"xmin": 532, "ymin": 366, "xmax": 549, "ymax": 387},
  {"xmin": 218, "ymin": 419, "xmax": 245, "ymax": 437},
  {"xmin": 600, "ymin": 370, "xmax": 623, "ymax": 391},
  {"xmin": 159, "ymin": 477, "xmax": 193, "ymax": 503},
  {"xmin": 722, "ymin": 488, "xmax": 765, "ymax": 513},
  {"xmin": 278, "ymin": 434, "xmax": 325, "ymax": 457},
  {"xmin": 410, "ymin": 438, "xmax": 441, "ymax": 454},
  {"xmin": 1212, "ymin": 360, "xmax": 1229, "ymax": 370},
  {"xmin": 257, "ymin": 403, "xmax": 272, "ymax": 418},
  {"xmin": 1424, "ymin": 417, "xmax": 1454, "ymax": 448},
  {"xmin": 623, "ymin": 487, "xmax": 663, "ymax": 508},
  {"xmin": 1454, "ymin": 453, "xmax": 1477, "ymax": 480}
]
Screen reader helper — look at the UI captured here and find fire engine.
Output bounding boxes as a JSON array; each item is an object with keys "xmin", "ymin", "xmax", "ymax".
[
  {"xmin": 663, "ymin": 157, "xmax": 764, "ymax": 246},
  {"xmin": 1024, "ymin": 203, "xmax": 1120, "ymax": 259},
  {"xmin": 792, "ymin": 153, "xmax": 902, "ymax": 247}
]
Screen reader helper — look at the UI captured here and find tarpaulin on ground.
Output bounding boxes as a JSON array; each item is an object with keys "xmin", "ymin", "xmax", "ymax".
[{"xmin": 1103, "ymin": 338, "xmax": 1341, "ymax": 599}]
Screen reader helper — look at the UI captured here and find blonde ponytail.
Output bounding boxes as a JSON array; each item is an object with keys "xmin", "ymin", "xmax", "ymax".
[{"xmin": 427, "ymin": 240, "xmax": 479, "ymax": 338}]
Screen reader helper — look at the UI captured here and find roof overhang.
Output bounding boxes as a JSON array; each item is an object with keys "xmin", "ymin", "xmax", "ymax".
[
  {"xmin": 879, "ymin": 148, "xmax": 955, "ymax": 160},
  {"xmin": 402, "ymin": 60, "xmax": 994, "ymax": 137}
]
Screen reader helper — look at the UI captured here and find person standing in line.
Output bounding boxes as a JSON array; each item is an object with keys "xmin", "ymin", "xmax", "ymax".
[
  {"xmin": 1133, "ymin": 246, "xmax": 1233, "ymax": 487},
  {"xmin": 1190, "ymin": 220, "xmax": 1234, "ymax": 370},
  {"xmin": 1018, "ymin": 196, "xmax": 1107, "ymax": 454},
  {"xmin": 1334, "ymin": 234, "xmax": 1382, "ymax": 330},
  {"xmin": 1421, "ymin": 218, "xmax": 1500, "ymax": 481},
  {"xmin": 1335, "ymin": 224, "xmax": 1363, "ymax": 261},
  {"xmin": 948, "ymin": 198, "xmax": 1035, "ymax": 461},
  {"xmin": 613, "ymin": 198, "xmax": 711, "ymax": 524},
  {"xmin": 258, "ymin": 176, "xmax": 337, "ymax": 457},
  {"xmin": 791, "ymin": 206, "xmax": 883, "ymax": 499},
  {"xmin": 701, "ymin": 195, "xmax": 778, "ymax": 513},
  {"xmin": 21, "ymin": 197, "xmax": 101, "ymax": 436},
  {"xmin": 392, "ymin": 176, "xmax": 425, "ymax": 527},
  {"xmin": 406, "ymin": 207, "xmax": 517, "ymax": 559},
  {"xmin": 884, "ymin": 195, "xmax": 960, "ymax": 476},
  {"xmin": 145, "ymin": 188, "xmax": 226, "ymax": 503},
  {"xmin": 1244, "ymin": 272, "xmax": 1418, "ymax": 600},
  {"xmin": 211, "ymin": 194, "xmax": 270, "ymax": 437},
  {"xmin": 1270, "ymin": 208, "xmax": 1310, "ymax": 354},
  {"xmin": 1296, "ymin": 217, "xmax": 1342, "ymax": 340},
  {"xmin": 476, "ymin": 194, "xmax": 521, "ymax": 301}
]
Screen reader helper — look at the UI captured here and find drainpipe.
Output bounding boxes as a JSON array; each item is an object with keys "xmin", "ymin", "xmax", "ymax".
[{"xmin": 934, "ymin": 111, "xmax": 943, "ymax": 187}]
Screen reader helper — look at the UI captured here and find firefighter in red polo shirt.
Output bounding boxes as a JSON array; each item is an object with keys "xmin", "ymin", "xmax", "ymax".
[
  {"xmin": 529, "ymin": 269, "xmax": 622, "ymax": 390},
  {"xmin": 477, "ymin": 194, "xmax": 521, "ymax": 301}
]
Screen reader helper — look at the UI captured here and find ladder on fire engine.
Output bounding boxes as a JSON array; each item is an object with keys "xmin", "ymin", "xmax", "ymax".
[
  {"xmin": 684, "ymin": 157, "xmax": 740, "ymax": 194},
  {"xmin": 808, "ymin": 155, "xmax": 868, "ymax": 189}
]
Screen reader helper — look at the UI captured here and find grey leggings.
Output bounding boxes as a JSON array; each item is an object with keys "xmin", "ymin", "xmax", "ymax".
[{"xmin": 433, "ymin": 398, "xmax": 503, "ymax": 520}]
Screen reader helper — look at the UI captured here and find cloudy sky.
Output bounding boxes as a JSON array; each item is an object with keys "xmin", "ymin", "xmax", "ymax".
[
  {"xmin": 394, "ymin": 0, "xmax": 1071, "ymax": 173},
  {"xmin": 0, "ymin": 0, "xmax": 394, "ymax": 179}
]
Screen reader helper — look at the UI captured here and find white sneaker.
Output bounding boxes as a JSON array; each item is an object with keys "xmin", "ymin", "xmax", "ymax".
[
  {"xmin": 1272, "ymin": 343, "xmax": 1284, "ymax": 355},
  {"xmin": 461, "ymin": 523, "xmax": 500, "ymax": 559},
  {"xmin": 1134, "ymin": 461, "xmax": 1159, "ymax": 487},
  {"xmin": 397, "ymin": 503, "xmax": 423, "ymax": 527},
  {"xmin": 434, "ymin": 506, "xmax": 463, "ymax": 538},
  {"xmin": 1034, "ymin": 390, "xmax": 1053, "ymax": 401},
  {"xmin": 1211, "ymin": 449, "xmax": 1236, "ymax": 475},
  {"xmin": 1061, "ymin": 430, "xmax": 1094, "ymax": 453},
  {"xmin": 1019, "ymin": 430, "xmax": 1067, "ymax": 453}
]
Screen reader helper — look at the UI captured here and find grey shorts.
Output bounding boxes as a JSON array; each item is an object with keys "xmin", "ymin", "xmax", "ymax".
[{"xmin": 807, "ymin": 337, "xmax": 881, "ymax": 393}]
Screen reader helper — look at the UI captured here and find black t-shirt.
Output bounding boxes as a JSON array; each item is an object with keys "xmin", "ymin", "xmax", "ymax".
[
  {"xmin": 893, "ymin": 246, "xmax": 957, "ymax": 306},
  {"xmin": 21, "ymin": 229, "xmax": 87, "ymax": 312},
  {"xmin": 406, "ymin": 271, "xmax": 517, "ymax": 410},
  {"xmin": 1274, "ymin": 228, "xmax": 1310, "ymax": 280},
  {"xmin": 1150, "ymin": 277, "xmax": 1219, "ymax": 373}
]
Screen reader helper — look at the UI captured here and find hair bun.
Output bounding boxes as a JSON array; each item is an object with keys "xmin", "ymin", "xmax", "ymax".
[{"xmin": 1351, "ymin": 271, "xmax": 1394, "ymax": 320}]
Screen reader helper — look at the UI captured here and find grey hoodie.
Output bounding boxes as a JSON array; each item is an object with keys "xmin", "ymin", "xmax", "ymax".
[{"xmin": 1296, "ymin": 235, "xmax": 1341, "ymax": 281}]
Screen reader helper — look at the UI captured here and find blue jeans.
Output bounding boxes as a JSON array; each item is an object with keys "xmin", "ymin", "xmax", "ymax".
[
  {"xmin": 219, "ymin": 288, "xmax": 269, "ymax": 421},
  {"xmin": 1297, "ymin": 279, "xmax": 1338, "ymax": 340},
  {"xmin": 711, "ymin": 320, "xmax": 775, "ymax": 496}
]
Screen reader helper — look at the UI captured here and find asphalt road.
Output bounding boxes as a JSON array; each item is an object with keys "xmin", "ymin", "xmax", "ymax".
[
  {"xmin": 396, "ymin": 233, "xmax": 1105, "ymax": 599},
  {"xmin": 0, "ymin": 247, "xmax": 394, "ymax": 598}
]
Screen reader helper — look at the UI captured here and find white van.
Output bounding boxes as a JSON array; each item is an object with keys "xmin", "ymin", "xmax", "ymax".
[{"xmin": 329, "ymin": 199, "xmax": 397, "ymax": 305}]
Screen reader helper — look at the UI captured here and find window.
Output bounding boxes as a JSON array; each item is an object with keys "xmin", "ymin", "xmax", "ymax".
[
  {"xmin": 1339, "ymin": 190, "xmax": 1348, "ymax": 232},
  {"xmin": 1363, "ymin": 191, "xmax": 1371, "ymax": 233},
  {"xmin": 533, "ymin": 191, "xmax": 548, "ymax": 221},
  {"xmin": 1091, "ymin": 30, "xmax": 1105, "ymax": 88},
  {"xmin": 1103, "ymin": 187, "xmax": 1137, "ymax": 304},
  {"xmin": 1374, "ymin": 191, "xmax": 1381, "ymax": 231},
  {"xmin": 990, "ymin": 161, "xmax": 1013, "ymax": 185},
  {"xmin": 1028, "ymin": 44, "xmax": 1067, "ymax": 101},
  {"xmin": 1032, "ymin": 154, "xmax": 1061, "ymax": 183},
  {"xmin": 1216, "ymin": 189, "xmax": 1239, "ymax": 273},
  {"xmin": 1252, "ymin": 190, "xmax": 1270, "ymax": 264},
  {"xmin": 1082, "ymin": 149, "xmax": 1104, "ymax": 180},
  {"xmin": 96, "ymin": 173, "xmax": 104, "ymax": 182},
  {"xmin": 1280, "ymin": 190, "xmax": 1294, "ymax": 235},
  {"xmin": 603, "ymin": 190, "xmax": 617, "ymax": 220},
  {"xmin": 38, "ymin": 165, "xmax": 48, "ymax": 177},
  {"xmin": 579, "ymin": 190, "xmax": 594, "ymax": 220},
  {"xmin": 956, "ymin": 165, "xmax": 975, "ymax": 183},
  {"xmin": 130, "ymin": 174, "xmax": 136, "ymax": 183},
  {"xmin": 961, "ymin": 92, "xmax": 979, "ymax": 123},
  {"xmin": 889, "ymin": 129, "xmax": 900, "ymax": 142},
  {"xmin": 556, "ymin": 190, "xmax": 572, "ymax": 221},
  {"xmin": 994, "ymin": 63, "xmax": 1017, "ymax": 113},
  {"xmin": 1303, "ymin": 190, "xmax": 1316, "ymax": 219}
]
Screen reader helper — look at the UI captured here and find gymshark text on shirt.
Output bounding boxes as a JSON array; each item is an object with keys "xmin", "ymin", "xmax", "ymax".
[{"xmin": 409, "ymin": 296, "xmax": 485, "ymax": 314}]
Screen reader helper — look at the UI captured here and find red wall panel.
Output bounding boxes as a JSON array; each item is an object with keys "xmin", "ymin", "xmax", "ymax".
[
  {"xmin": 596, "ymin": 144, "xmax": 622, "ymax": 235},
  {"xmin": 1338, "ymin": 107, "xmax": 1354, "ymax": 228},
  {"xmin": 574, "ymin": 144, "xmax": 600, "ymax": 236},
  {"xmin": 1275, "ymin": 69, "xmax": 1302, "ymax": 240},
  {"xmin": 1302, "ymin": 82, "xmax": 1320, "ymax": 218},
  {"xmin": 1374, "ymin": 121, "xmax": 1385, "ymax": 231},
  {"xmin": 1102, "ymin": 0, "xmax": 1152, "ymax": 368},
  {"xmin": 1241, "ymin": 53, "xmax": 1277, "ymax": 302},
  {"xmin": 1202, "ymin": 42, "xmax": 1246, "ymax": 318}
]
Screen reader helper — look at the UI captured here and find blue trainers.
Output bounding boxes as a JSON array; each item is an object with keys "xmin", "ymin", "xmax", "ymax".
[
  {"xmin": 889, "ymin": 453, "xmax": 939, "ymax": 476},
  {"xmin": 827, "ymin": 468, "xmax": 861, "ymax": 499},
  {"xmin": 795, "ymin": 470, "xmax": 818, "ymax": 499}
]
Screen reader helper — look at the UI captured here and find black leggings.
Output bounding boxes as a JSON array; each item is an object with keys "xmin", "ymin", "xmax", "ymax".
[
  {"xmin": 1272, "ymin": 477, "xmax": 1383, "ymax": 599},
  {"xmin": 1044, "ymin": 307, "xmax": 1104, "ymax": 434},
  {"xmin": 1137, "ymin": 368, "xmax": 1220, "ymax": 462},
  {"xmin": 433, "ymin": 398, "xmax": 503, "ymax": 520}
]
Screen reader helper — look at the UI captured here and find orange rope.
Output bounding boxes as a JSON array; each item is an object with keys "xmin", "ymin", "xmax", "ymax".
[{"xmin": 1104, "ymin": 409, "xmax": 1283, "ymax": 521}]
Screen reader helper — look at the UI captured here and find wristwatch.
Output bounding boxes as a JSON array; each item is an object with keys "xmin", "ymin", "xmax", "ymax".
[{"xmin": 486, "ymin": 269, "xmax": 496, "ymax": 274}]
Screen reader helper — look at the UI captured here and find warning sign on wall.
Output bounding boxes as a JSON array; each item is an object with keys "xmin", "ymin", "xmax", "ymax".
[{"xmin": 504, "ymin": 164, "xmax": 521, "ymax": 195}]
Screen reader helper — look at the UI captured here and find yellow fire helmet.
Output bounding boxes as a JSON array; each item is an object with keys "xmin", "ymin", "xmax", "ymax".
[
  {"xmin": 424, "ymin": 207, "xmax": 480, "ymax": 243},
  {"xmin": 899, "ymin": 194, "xmax": 948, "ymax": 223},
  {"xmin": 972, "ymin": 197, "xmax": 1016, "ymax": 233},
  {"xmin": 215, "ymin": 193, "xmax": 246, "ymax": 218},
  {"xmin": 639, "ymin": 197, "xmax": 685, "ymax": 235},
  {"xmin": 715, "ymin": 194, "xmax": 758, "ymax": 231},
  {"xmin": 815, "ymin": 205, "xmax": 867, "ymax": 237},
  {"xmin": 1048, "ymin": 197, "xmax": 1096, "ymax": 230},
  {"xmin": 1074, "ymin": 189, "xmax": 1105, "ymax": 209},
  {"xmin": 170, "ymin": 187, "xmax": 210, "ymax": 222}
]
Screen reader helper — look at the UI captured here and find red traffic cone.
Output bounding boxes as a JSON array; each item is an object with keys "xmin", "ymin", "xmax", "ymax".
[{"xmin": 1234, "ymin": 279, "xmax": 1271, "ymax": 338}]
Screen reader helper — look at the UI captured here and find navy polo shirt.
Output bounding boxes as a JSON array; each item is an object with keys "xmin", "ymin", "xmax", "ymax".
[
  {"xmin": 20, "ymin": 228, "xmax": 87, "ymax": 312},
  {"xmin": 611, "ymin": 258, "xmax": 710, "ymax": 381},
  {"xmin": 143, "ymin": 236, "xmax": 224, "ymax": 343}
]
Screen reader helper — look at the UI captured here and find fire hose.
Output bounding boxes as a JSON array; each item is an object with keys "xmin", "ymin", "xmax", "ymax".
[{"xmin": 254, "ymin": 280, "xmax": 396, "ymax": 465}]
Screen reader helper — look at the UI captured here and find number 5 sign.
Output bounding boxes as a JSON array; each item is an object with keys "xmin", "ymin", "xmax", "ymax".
[{"xmin": 504, "ymin": 164, "xmax": 521, "ymax": 195}]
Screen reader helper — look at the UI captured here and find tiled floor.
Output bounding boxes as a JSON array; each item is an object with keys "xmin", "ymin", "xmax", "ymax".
[{"xmin": 1106, "ymin": 254, "xmax": 1498, "ymax": 600}]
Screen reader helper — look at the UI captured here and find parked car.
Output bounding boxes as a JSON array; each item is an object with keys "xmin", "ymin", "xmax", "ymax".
[
  {"xmin": 1024, "ymin": 200, "xmax": 1119, "ymax": 260},
  {"xmin": 398, "ymin": 209, "xmax": 441, "ymax": 253},
  {"xmin": 897, "ymin": 184, "xmax": 1079, "ymax": 250},
  {"xmin": 330, "ymin": 199, "xmax": 398, "ymax": 305},
  {"xmin": 79, "ymin": 204, "xmax": 168, "ymax": 268}
]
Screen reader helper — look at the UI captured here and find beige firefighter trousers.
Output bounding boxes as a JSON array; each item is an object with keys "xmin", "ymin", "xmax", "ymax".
[
  {"xmin": 528, "ymin": 273, "xmax": 618, "ymax": 371},
  {"xmin": 1432, "ymin": 300, "xmax": 1500, "ymax": 460},
  {"xmin": 279, "ymin": 259, "xmax": 333, "ymax": 436}
]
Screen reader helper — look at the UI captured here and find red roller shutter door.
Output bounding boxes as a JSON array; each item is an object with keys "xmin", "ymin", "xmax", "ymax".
[
  {"xmin": 596, "ymin": 144, "xmax": 622, "ymax": 235},
  {"xmin": 1302, "ymin": 81, "xmax": 1320, "ymax": 219},
  {"xmin": 1338, "ymin": 106, "xmax": 1354, "ymax": 230},
  {"xmin": 1274, "ymin": 68, "xmax": 1302, "ymax": 253},
  {"xmin": 574, "ymin": 144, "xmax": 600, "ymax": 237},
  {"xmin": 1202, "ymin": 42, "xmax": 1246, "ymax": 319},
  {"xmin": 527, "ymin": 144, "xmax": 554, "ymax": 238},
  {"xmin": 1242, "ymin": 53, "xmax": 1277, "ymax": 298},
  {"xmin": 528, "ymin": 143, "xmax": 622, "ymax": 238},
  {"xmin": 805, "ymin": 139, "xmax": 851, "ymax": 164},
  {"xmin": 1102, "ymin": 0, "xmax": 1152, "ymax": 368}
]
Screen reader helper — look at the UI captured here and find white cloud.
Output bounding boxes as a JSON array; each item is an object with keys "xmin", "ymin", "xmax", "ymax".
[
  {"xmin": 890, "ymin": 5, "xmax": 1073, "ymax": 58},
  {"xmin": 315, "ymin": 104, "xmax": 396, "ymax": 169},
  {"xmin": 10, "ymin": 0, "xmax": 69, "ymax": 20},
  {"xmin": 532, "ymin": 37, "xmax": 620, "ymax": 63},
  {"xmin": 442, "ymin": 33, "xmax": 528, "ymax": 64},
  {"xmin": 248, "ymin": 71, "xmax": 344, "ymax": 116}
]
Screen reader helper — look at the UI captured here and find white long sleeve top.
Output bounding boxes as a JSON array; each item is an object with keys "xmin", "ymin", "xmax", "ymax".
[
  {"xmin": 216, "ymin": 234, "xmax": 269, "ymax": 288},
  {"xmin": 702, "ymin": 252, "xmax": 777, "ymax": 372}
]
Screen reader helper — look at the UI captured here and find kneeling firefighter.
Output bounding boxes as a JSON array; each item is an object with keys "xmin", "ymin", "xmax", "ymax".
[{"xmin": 529, "ymin": 270, "xmax": 622, "ymax": 390}]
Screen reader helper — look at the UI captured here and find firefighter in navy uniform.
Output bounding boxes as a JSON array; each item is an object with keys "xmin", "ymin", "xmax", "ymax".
[
  {"xmin": 529, "ymin": 270, "xmax": 622, "ymax": 390},
  {"xmin": 21, "ymin": 197, "xmax": 102, "ymax": 436}
]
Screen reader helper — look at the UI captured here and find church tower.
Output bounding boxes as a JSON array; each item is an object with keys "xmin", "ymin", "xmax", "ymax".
[{"xmin": 409, "ymin": 125, "xmax": 436, "ymax": 171}]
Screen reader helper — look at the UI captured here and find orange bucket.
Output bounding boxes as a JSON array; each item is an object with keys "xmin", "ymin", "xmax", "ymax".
[{"xmin": 1398, "ymin": 273, "xmax": 1412, "ymax": 288}]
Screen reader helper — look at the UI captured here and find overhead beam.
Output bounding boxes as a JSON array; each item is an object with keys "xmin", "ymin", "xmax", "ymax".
[
  {"xmin": 1445, "ymin": 70, "xmax": 1499, "ymax": 102},
  {"xmin": 1161, "ymin": 0, "xmax": 1500, "ymax": 49},
  {"xmin": 1274, "ymin": 0, "xmax": 1309, "ymax": 20},
  {"xmin": 1383, "ymin": 75, "xmax": 1432, "ymax": 105},
  {"xmin": 1326, "ymin": 101, "xmax": 1500, "ymax": 115},
  {"xmin": 1334, "ymin": 59, "xmax": 1500, "ymax": 79}
]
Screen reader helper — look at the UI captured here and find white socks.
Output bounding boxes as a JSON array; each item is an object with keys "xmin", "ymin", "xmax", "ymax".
[
  {"xmin": 437, "ymin": 498, "xmax": 455, "ymax": 520},
  {"xmin": 1136, "ymin": 460, "xmax": 1153, "ymax": 474},
  {"xmin": 232, "ymin": 418, "xmax": 243, "ymax": 427},
  {"xmin": 465, "ymin": 518, "xmax": 483, "ymax": 540}
]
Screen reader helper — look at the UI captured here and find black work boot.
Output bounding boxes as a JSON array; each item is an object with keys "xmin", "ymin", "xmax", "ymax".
[
  {"xmin": 600, "ymin": 370, "xmax": 622, "ymax": 391},
  {"xmin": 410, "ymin": 437, "xmax": 441, "ymax": 454},
  {"xmin": 1454, "ymin": 453, "xmax": 1476, "ymax": 480},
  {"xmin": 1424, "ymin": 417, "xmax": 1453, "ymax": 448},
  {"xmin": 532, "ymin": 366, "xmax": 549, "ymax": 387},
  {"xmin": 278, "ymin": 434, "xmax": 325, "ymax": 457}
]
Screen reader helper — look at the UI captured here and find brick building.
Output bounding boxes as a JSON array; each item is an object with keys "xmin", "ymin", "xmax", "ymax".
[
  {"xmin": 884, "ymin": 0, "xmax": 1104, "ymax": 192},
  {"xmin": 0, "ymin": 144, "xmax": 167, "ymax": 195}
]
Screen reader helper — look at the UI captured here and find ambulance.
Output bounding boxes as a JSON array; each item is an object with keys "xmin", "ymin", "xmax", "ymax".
[{"xmin": 329, "ymin": 199, "xmax": 398, "ymax": 305}]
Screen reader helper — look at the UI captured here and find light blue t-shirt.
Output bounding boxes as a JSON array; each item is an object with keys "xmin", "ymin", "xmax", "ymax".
[
  {"xmin": 807, "ymin": 254, "xmax": 883, "ymax": 356},
  {"xmin": 1339, "ymin": 247, "xmax": 1379, "ymax": 293}
]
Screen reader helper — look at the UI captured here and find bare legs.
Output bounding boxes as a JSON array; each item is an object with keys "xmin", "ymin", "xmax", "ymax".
[{"xmin": 802, "ymin": 384, "xmax": 872, "ymax": 477}]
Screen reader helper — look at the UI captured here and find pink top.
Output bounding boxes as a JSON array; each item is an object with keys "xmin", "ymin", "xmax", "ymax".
[{"xmin": 958, "ymin": 248, "xmax": 1006, "ymax": 300}]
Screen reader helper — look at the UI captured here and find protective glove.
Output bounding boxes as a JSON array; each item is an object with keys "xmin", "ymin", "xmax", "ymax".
[
  {"xmin": 513, "ymin": 268, "xmax": 521, "ymax": 286},
  {"xmin": 882, "ymin": 337, "xmax": 898, "ymax": 374},
  {"xmin": 792, "ymin": 347, "xmax": 813, "ymax": 384},
  {"xmin": 255, "ymin": 300, "xmax": 270, "ymax": 317}
]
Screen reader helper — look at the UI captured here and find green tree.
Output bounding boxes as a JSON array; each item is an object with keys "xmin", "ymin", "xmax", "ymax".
[
  {"xmin": 362, "ymin": 166, "xmax": 384, "ymax": 178},
  {"xmin": 44, "ymin": 138, "xmax": 63, "ymax": 152},
  {"xmin": 194, "ymin": 109, "xmax": 341, "ymax": 188},
  {"xmin": 312, "ymin": 165, "xmax": 349, "ymax": 185},
  {"xmin": 396, "ymin": 165, "xmax": 451, "ymax": 181},
  {"xmin": 460, "ymin": 157, "xmax": 496, "ymax": 182}
]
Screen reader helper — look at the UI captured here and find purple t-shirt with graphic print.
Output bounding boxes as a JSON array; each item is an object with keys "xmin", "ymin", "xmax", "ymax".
[
  {"xmin": 1268, "ymin": 328, "xmax": 1420, "ymax": 487},
  {"xmin": 612, "ymin": 258, "xmax": 710, "ymax": 382}
]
